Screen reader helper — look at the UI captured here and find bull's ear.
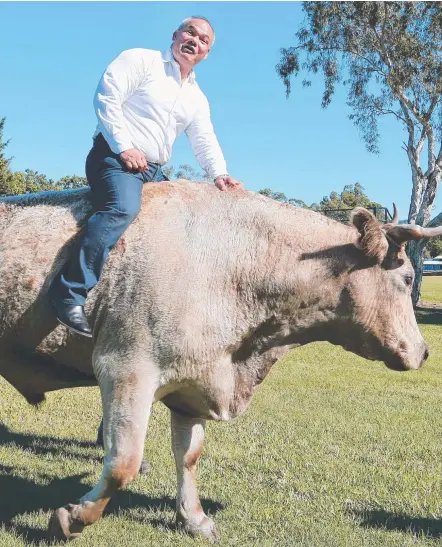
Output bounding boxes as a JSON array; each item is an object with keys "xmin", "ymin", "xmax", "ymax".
[{"xmin": 351, "ymin": 207, "xmax": 389, "ymax": 263}]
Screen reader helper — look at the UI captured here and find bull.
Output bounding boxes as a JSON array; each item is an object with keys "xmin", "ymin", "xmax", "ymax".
[{"xmin": 0, "ymin": 181, "xmax": 439, "ymax": 542}]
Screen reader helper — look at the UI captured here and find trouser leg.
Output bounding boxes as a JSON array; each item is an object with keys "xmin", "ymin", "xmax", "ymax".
[{"xmin": 49, "ymin": 146, "xmax": 144, "ymax": 306}]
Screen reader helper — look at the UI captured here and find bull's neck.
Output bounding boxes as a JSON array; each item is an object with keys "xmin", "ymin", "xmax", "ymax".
[{"xmin": 235, "ymin": 210, "xmax": 357, "ymax": 351}]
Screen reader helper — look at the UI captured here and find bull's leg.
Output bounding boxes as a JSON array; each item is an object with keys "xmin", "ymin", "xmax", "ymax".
[
  {"xmin": 171, "ymin": 411, "xmax": 219, "ymax": 542},
  {"xmin": 48, "ymin": 367, "xmax": 156, "ymax": 541},
  {"xmin": 96, "ymin": 418, "xmax": 151, "ymax": 473}
]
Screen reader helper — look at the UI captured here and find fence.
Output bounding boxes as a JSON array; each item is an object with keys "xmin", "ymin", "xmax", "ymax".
[{"xmin": 321, "ymin": 206, "xmax": 393, "ymax": 225}]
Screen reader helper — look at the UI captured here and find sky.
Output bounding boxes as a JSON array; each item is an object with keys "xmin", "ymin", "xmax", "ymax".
[{"xmin": 1, "ymin": 1, "xmax": 439, "ymax": 219}]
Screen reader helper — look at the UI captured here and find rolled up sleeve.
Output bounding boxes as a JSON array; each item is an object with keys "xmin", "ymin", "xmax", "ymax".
[
  {"xmin": 185, "ymin": 97, "xmax": 228, "ymax": 179},
  {"xmin": 94, "ymin": 49, "xmax": 150, "ymax": 154}
]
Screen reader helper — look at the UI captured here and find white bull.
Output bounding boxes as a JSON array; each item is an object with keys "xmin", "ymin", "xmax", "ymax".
[{"xmin": 0, "ymin": 181, "xmax": 438, "ymax": 541}]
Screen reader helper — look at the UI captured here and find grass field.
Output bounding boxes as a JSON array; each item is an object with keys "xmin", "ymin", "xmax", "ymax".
[
  {"xmin": 421, "ymin": 276, "xmax": 442, "ymax": 304},
  {"xmin": 1, "ymin": 278, "xmax": 442, "ymax": 546}
]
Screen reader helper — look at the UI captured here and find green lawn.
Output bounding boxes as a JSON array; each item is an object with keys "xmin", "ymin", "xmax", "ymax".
[
  {"xmin": 1, "ymin": 288, "xmax": 442, "ymax": 545},
  {"xmin": 421, "ymin": 276, "xmax": 442, "ymax": 304}
]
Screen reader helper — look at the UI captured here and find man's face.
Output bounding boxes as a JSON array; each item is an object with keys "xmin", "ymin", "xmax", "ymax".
[{"xmin": 172, "ymin": 18, "xmax": 214, "ymax": 69}]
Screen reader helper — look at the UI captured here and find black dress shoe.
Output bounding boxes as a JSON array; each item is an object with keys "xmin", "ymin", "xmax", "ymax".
[{"xmin": 55, "ymin": 303, "xmax": 92, "ymax": 338}]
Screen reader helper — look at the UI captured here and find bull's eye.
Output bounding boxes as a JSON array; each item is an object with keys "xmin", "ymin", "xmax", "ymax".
[{"xmin": 404, "ymin": 275, "xmax": 413, "ymax": 287}]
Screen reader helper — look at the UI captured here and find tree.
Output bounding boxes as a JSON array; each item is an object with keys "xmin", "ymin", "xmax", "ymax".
[
  {"xmin": 259, "ymin": 182, "xmax": 386, "ymax": 223},
  {"xmin": 319, "ymin": 183, "xmax": 387, "ymax": 223},
  {"xmin": 259, "ymin": 188, "xmax": 310, "ymax": 209},
  {"xmin": 426, "ymin": 237, "xmax": 442, "ymax": 258},
  {"xmin": 276, "ymin": 1, "xmax": 442, "ymax": 304},
  {"xmin": 173, "ymin": 164, "xmax": 212, "ymax": 182},
  {"xmin": 57, "ymin": 175, "xmax": 88, "ymax": 190},
  {"xmin": 0, "ymin": 117, "xmax": 14, "ymax": 195}
]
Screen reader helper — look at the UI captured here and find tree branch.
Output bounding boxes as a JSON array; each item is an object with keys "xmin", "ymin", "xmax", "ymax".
[
  {"xmin": 373, "ymin": 107, "xmax": 406, "ymax": 123},
  {"xmin": 396, "ymin": 88, "xmax": 431, "ymax": 128},
  {"xmin": 425, "ymin": 128, "xmax": 436, "ymax": 176},
  {"xmin": 436, "ymin": 142, "xmax": 442, "ymax": 169},
  {"xmin": 292, "ymin": 44, "xmax": 390, "ymax": 80}
]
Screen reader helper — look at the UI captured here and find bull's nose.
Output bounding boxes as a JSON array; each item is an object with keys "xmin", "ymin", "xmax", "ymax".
[{"xmin": 423, "ymin": 346, "xmax": 430, "ymax": 362}]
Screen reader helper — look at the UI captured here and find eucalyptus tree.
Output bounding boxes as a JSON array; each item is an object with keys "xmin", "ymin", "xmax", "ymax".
[{"xmin": 277, "ymin": 1, "xmax": 442, "ymax": 304}]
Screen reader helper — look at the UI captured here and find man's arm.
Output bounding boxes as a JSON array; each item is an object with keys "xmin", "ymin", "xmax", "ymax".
[
  {"xmin": 185, "ymin": 98, "xmax": 243, "ymax": 191},
  {"xmin": 94, "ymin": 48, "xmax": 150, "ymax": 172}
]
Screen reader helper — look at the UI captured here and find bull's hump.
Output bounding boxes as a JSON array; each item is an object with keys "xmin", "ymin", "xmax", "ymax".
[{"xmin": 139, "ymin": 181, "xmax": 352, "ymax": 239}]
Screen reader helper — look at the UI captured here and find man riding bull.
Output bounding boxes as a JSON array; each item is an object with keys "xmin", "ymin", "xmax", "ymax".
[{"xmin": 49, "ymin": 16, "xmax": 243, "ymax": 336}]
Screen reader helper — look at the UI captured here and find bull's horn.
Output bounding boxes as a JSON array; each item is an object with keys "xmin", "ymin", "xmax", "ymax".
[
  {"xmin": 391, "ymin": 203, "xmax": 399, "ymax": 224},
  {"xmin": 386, "ymin": 224, "xmax": 442, "ymax": 245}
]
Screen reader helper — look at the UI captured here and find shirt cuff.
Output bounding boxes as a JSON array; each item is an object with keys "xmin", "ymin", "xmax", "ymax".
[
  {"xmin": 210, "ymin": 163, "xmax": 228, "ymax": 180},
  {"xmin": 213, "ymin": 173, "xmax": 229, "ymax": 181}
]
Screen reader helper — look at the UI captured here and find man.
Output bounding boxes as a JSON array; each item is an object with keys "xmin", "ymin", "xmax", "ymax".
[{"xmin": 49, "ymin": 16, "xmax": 243, "ymax": 337}]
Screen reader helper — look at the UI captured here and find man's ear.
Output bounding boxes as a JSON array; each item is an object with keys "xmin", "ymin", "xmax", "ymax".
[
  {"xmin": 351, "ymin": 207, "xmax": 389, "ymax": 264},
  {"xmin": 172, "ymin": 31, "xmax": 177, "ymax": 40},
  {"xmin": 204, "ymin": 50, "xmax": 210, "ymax": 60}
]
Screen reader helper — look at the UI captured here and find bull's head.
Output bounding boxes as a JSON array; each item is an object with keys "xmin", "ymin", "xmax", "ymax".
[{"xmin": 343, "ymin": 205, "xmax": 442, "ymax": 371}]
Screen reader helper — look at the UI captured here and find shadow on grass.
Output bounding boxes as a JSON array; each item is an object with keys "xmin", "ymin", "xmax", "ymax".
[
  {"xmin": 415, "ymin": 306, "xmax": 442, "ymax": 325},
  {"xmin": 0, "ymin": 462, "xmax": 224, "ymax": 546},
  {"xmin": 351, "ymin": 508, "xmax": 442, "ymax": 539},
  {"xmin": 0, "ymin": 423, "xmax": 102, "ymax": 464}
]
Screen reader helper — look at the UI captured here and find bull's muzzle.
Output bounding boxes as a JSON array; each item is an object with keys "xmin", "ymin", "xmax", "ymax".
[{"xmin": 386, "ymin": 341, "xmax": 429, "ymax": 371}]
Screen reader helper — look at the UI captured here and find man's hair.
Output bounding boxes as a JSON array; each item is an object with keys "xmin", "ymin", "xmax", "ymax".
[{"xmin": 177, "ymin": 16, "xmax": 215, "ymax": 46}]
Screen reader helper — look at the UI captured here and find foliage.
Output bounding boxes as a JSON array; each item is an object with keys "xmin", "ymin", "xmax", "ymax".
[
  {"xmin": 319, "ymin": 182, "xmax": 382, "ymax": 210},
  {"xmin": 276, "ymin": 1, "xmax": 442, "ymax": 303},
  {"xmin": 425, "ymin": 237, "xmax": 442, "ymax": 258},
  {"xmin": 259, "ymin": 182, "xmax": 387, "ymax": 223},
  {"xmin": 168, "ymin": 163, "xmax": 212, "ymax": 182},
  {"xmin": 259, "ymin": 188, "xmax": 311, "ymax": 209},
  {"xmin": 57, "ymin": 175, "xmax": 88, "ymax": 190}
]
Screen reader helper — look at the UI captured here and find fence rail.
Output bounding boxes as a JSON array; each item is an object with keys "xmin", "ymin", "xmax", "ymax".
[{"xmin": 321, "ymin": 207, "xmax": 393, "ymax": 225}]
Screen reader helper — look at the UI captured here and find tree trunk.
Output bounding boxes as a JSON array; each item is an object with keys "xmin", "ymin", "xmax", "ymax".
[
  {"xmin": 406, "ymin": 170, "xmax": 441, "ymax": 307},
  {"xmin": 407, "ymin": 239, "xmax": 426, "ymax": 306}
]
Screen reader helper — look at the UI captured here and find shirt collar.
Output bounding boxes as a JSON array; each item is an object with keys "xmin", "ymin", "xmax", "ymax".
[{"xmin": 161, "ymin": 48, "xmax": 196, "ymax": 84}]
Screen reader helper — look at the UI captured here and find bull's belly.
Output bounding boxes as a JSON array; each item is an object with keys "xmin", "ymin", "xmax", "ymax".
[
  {"xmin": 157, "ymin": 375, "xmax": 256, "ymax": 422},
  {"xmin": 155, "ymin": 349, "xmax": 286, "ymax": 421}
]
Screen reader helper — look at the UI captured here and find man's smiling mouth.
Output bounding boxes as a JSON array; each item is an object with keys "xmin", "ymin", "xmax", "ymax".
[{"xmin": 181, "ymin": 44, "xmax": 195, "ymax": 54}]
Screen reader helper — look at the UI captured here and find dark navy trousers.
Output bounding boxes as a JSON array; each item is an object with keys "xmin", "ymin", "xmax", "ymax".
[{"xmin": 49, "ymin": 133, "xmax": 169, "ymax": 306}]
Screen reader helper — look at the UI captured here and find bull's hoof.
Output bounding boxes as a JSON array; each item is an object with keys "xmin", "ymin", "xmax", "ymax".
[
  {"xmin": 177, "ymin": 514, "xmax": 219, "ymax": 543},
  {"xmin": 48, "ymin": 505, "xmax": 85, "ymax": 542}
]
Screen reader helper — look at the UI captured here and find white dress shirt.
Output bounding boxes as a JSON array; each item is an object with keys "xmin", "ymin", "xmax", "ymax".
[{"xmin": 93, "ymin": 48, "xmax": 228, "ymax": 179}]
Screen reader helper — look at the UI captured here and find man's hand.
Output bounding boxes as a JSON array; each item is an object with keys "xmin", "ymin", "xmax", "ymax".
[
  {"xmin": 214, "ymin": 175, "xmax": 244, "ymax": 191},
  {"xmin": 120, "ymin": 148, "xmax": 148, "ymax": 172}
]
